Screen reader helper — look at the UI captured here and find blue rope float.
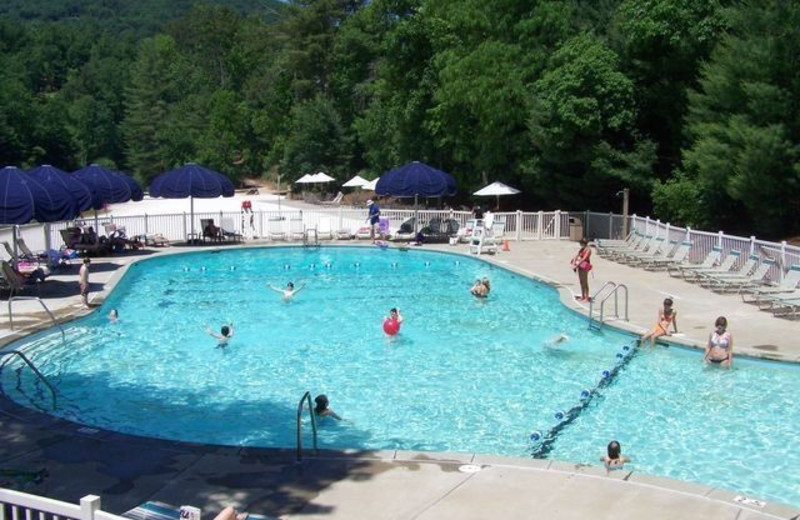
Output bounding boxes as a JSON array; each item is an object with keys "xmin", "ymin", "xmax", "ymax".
[
  {"xmin": 283, "ymin": 264, "xmax": 291, "ymax": 270},
  {"xmin": 530, "ymin": 341, "xmax": 638, "ymax": 458}
]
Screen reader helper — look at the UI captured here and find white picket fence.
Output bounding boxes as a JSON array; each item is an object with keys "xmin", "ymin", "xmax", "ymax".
[
  {"xmin": 0, "ymin": 208, "xmax": 573, "ymax": 255},
  {"xmin": 0, "ymin": 489, "xmax": 125, "ymax": 520}
]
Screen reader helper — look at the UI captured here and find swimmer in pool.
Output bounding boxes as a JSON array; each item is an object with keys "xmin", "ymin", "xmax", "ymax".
[
  {"xmin": 543, "ymin": 333, "xmax": 569, "ymax": 347},
  {"xmin": 205, "ymin": 322, "xmax": 234, "ymax": 348},
  {"xmin": 267, "ymin": 281, "xmax": 306, "ymax": 301},
  {"xmin": 704, "ymin": 316, "xmax": 733, "ymax": 367},
  {"xmin": 600, "ymin": 440, "xmax": 630, "ymax": 474},
  {"xmin": 470, "ymin": 278, "xmax": 491, "ymax": 298},
  {"xmin": 108, "ymin": 309, "xmax": 119, "ymax": 323},
  {"xmin": 314, "ymin": 394, "xmax": 343, "ymax": 420}
]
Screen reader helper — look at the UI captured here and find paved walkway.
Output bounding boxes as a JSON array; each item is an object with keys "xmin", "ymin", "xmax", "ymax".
[{"xmin": 1, "ymin": 240, "xmax": 799, "ymax": 520}]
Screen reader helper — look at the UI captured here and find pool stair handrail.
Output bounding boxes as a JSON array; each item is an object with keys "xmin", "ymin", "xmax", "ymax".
[
  {"xmin": 588, "ymin": 282, "xmax": 629, "ymax": 330},
  {"xmin": 0, "ymin": 350, "xmax": 57, "ymax": 410},
  {"xmin": 296, "ymin": 391, "xmax": 319, "ymax": 462},
  {"xmin": 530, "ymin": 342, "xmax": 637, "ymax": 458},
  {"xmin": 303, "ymin": 227, "xmax": 320, "ymax": 247},
  {"xmin": 7, "ymin": 296, "xmax": 67, "ymax": 349}
]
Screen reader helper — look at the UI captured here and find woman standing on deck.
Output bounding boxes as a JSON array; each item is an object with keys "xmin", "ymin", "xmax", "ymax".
[{"xmin": 570, "ymin": 239, "xmax": 592, "ymax": 302}]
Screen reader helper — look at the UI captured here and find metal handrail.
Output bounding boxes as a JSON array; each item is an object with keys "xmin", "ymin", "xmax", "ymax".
[
  {"xmin": 588, "ymin": 282, "xmax": 629, "ymax": 328},
  {"xmin": 0, "ymin": 350, "xmax": 57, "ymax": 409},
  {"xmin": 7, "ymin": 296, "xmax": 67, "ymax": 348},
  {"xmin": 303, "ymin": 228, "xmax": 319, "ymax": 247},
  {"xmin": 296, "ymin": 391, "xmax": 318, "ymax": 462}
]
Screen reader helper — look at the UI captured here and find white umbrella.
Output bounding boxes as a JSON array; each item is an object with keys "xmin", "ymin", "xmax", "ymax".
[
  {"xmin": 342, "ymin": 174, "xmax": 369, "ymax": 188},
  {"xmin": 473, "ymin": 181, "xmax": 521, "ymax": 210},
  {"xmin": 362, "ymin": 177, "xmax": 379, "ymax": 191},
  {"xmin": 309, "ymin": 171, "xmax": 336, "ymax": 183},
  {"xmin": 295, "ymin": 174, "xmax": 315, "ymax": 184}
]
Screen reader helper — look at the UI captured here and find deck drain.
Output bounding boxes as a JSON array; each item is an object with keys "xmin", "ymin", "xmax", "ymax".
[{"xmin": 458, "ymin": 464, "xmax": 482, "ymax": 473}]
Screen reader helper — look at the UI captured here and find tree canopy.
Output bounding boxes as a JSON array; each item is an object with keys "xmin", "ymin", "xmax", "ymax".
[{"xmin": 1, "ymin": 0, "xmax": 799, "ymax": 238}]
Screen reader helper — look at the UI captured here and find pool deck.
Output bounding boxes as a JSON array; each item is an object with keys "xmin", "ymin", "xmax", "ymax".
[{"xmin": 1, "ymin": 239, "xmax": 799, "ymax": 519}]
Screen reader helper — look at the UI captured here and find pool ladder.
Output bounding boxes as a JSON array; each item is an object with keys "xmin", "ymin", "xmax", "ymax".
[
  {"xmin": 7, "ymin": 296, "xmax": 67, "ymax": 349},
  {"xmin": 588, "ymin": 282, "xmax": 629, "ymax": 330},
  {"xmin": 295, "ymin": 391, "xmax": 319, "ymax": 461},
  {"xmin": 303, "ymin": 228, "xmax": 320, "ymax": 247},
  {"xmin": 0, "ymin": 350, "xmax": 57, "ymax": 409}
]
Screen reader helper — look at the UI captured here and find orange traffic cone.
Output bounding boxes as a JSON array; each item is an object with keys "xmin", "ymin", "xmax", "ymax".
[{"xmin": 501, "ymin": 239, "xmax": 510, "ymax": 252}]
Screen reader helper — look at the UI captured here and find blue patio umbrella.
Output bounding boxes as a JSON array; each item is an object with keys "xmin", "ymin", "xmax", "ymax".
[
  {"xmin": 149, "ymin": 163, "xmax": 235, "ymax": 242},
  {"xmin": 28, "ymin": 164, "xmax": 95, "ymax": 212},
  {"xmin": 375, "ymin": 161, "xmax": 457, "ymax": 198},
  {"xmin": 376, "ymin": 161, "xmax": 458, "ymax": 232},
  {"xmin": 1, "ymin": 166, "xmax": 80, "ymax": 265},
  {"xmin": 73, "ymin": 164, "xmax": 143, "ymax": 206}
]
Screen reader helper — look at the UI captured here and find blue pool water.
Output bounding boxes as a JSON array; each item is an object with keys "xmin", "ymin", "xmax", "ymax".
[{"xmin": 1, "ymin": 247, "xmax": 798, "ymax": 507}]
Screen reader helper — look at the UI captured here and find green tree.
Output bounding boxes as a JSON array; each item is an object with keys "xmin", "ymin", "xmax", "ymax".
[
  {"xmin": 281, "ymin": 95, "xmax": 350, "ymax": 179},
  {"xmin": 527, "ymin": 33, "xmax": 656, "ymax": 209},
  {"xmin": 656, "ymin": 1, "xmax": 800, "ymax": 237}
]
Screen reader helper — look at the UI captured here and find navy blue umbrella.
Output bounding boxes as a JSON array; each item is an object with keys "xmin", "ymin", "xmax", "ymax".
[
  {"xmin": 0, "ymin": 166, "xmax": 78, "ymax": 224},
  {"xmin": 1, "ymin": 166, "xmax": 80, "ymax": 265},
  {"xmin": 73, "ymin": 164, "xmax": 143, "ymax": 205},
  {"xmin": 375, "ymin": 161, "xmax": 457, "ymax": 198},
  {"xmin": 375, "ymin": 161, "xmax": 457, "ymax": 233},
  {"xmin": 28, "ymin": 164, "xmax": 95, "ymax": 212},
  {"xmin": 149, "ymin": 163, "xmax": 235, "ymax": 241}
]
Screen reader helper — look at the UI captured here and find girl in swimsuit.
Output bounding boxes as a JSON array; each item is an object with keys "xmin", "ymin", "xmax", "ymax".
[
  {"xmin": 639, "ymin": 298, "xmax": 677, "ymax": 348},
  {"xmin": 600, "ymin": 440, "xmax": 630, "ymax": 474},
  {"xmin": 704, "ymin": 316, "xmax": 733, "ymax": 367}
]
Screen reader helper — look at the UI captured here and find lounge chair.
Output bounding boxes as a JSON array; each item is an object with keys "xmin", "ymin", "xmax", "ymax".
[
  {"xmin": 742, "ymin": 263, "xmax": 800, "ymax": 303},
  {"xmin": 620, "ymin": 237, "xmax": 670, "ymax": 265},
  {"xmin": 668, "ymin": 246, "xmax": 722, "ymax": 278},
  {"xmin": 317, "ymin": 218, "xmax": 333, "ymax": 240},
  {"xmin": 267, "ymin": 217, "xmax": 286, "ymax": 241},
  {"xmin": 201, "ymin": 218, "xmax": 223, "ymax": 243},
  {"xmin": 58, "ymin": 228, "xmax": 110, "ymax": 256},
  {"xmin": 641, "ymin": 240, "xmax": 693, "ymax": 271},
  {"xmin": 321, "ymin": 191, "xmax": 344, "ymax": 206},
  {"xmin": 605, "ymin": 234, "xmax": 655, "ymax": 261},
  {"xmin": 391, "ymin": 217, "xmax": 416, "ymax": 242},
  {"xmin": 221, "ymin": 218, "xmax": 243, "ymax": 242},
  {"xmin": 418, "ymin": 218, "xmax": 459, "ymax": 244},
  {"xmin": 123, "ymin": 501, "xmax": 275, "ymax": 520},
  {"xmin": 682, "ymin": 250, "xmax": 741, "ymax": 282},
  {"xmin": 0, "ymin": 260, "xmax": 40, "ymax": 298},
  {"xmin": 706, "ymin": 257, "xmax": 775, "ymax": 293},
  {"xmin": 696, "ymin": 253, "xmax": 758, "ymax": 287},
  {"xmin": 595, "ymin": 231, "xmax": 651, "ymax": 257},
  {"xmin": 288, "ymin": 217, "xmax": 305, "ymax": 240},
  {"xmin": 355, "ymin": 226, "xmax": 372, "ymax": 240}
]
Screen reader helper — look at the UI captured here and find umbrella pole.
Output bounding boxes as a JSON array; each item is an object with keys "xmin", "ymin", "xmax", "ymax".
[
  {"xmin": 414, "ymin": 194, "xmax": 419, "ymax": 235},
  {"xmin": 12, "ymin": 225, "xmax": 20, "ymax": 269},
  {"xmin": 94, "ymin": 209, "xmax": 99, "ymax": 235},
  {"xmin": 190, "ymin": 196, "xmax": 195, "ymax": 244}
]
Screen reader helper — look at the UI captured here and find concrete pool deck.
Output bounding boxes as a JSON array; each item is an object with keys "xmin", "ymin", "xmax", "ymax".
[{"xmin": 1, "ymin": 239, "xmax": 799, "ymax": 519}]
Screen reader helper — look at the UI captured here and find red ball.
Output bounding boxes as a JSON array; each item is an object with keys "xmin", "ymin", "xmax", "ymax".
[{"xmin": 383, "ymin": 318, "xmax": 400, "ymax": 336}]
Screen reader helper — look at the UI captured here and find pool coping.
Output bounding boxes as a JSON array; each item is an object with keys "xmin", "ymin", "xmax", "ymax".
[{"xmin": 1, "ymin": 242, "xmax": 799, "ymax": 516}]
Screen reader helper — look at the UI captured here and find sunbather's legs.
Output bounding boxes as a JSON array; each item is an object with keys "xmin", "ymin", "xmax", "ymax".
[{"xmin": 213, "ymin": 506, "xmax": 248, "ymax": 520}]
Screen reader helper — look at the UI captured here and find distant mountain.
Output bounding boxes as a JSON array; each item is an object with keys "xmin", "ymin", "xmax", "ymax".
[{"xmin": 0, "ymin": 0, "xmax": 286, "ymax": 34}]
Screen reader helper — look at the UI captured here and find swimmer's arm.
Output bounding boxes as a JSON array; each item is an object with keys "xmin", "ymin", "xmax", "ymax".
[
  {"xmin": 328, "ymin": 410, "xmax": 343, "ymax": 421},
  {"xmin": 294, "ymin": 283, "xmax": 307, "ymax": 294},
  {"xmin": 266, "ymin": 284, "xmax": 283, "ymax": 294},
  {"xmin": 672, "ymin": 311, "xmax": 678, "ymax": 333},
  {"xmin": 205, "ymin": 324, "xmax": 222, "ymax": 339}
]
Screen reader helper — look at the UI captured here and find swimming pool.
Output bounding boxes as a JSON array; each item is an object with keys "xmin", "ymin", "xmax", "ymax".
[{"xmin": 1, "ymin": 246, "xmax": 798, "ymax": 507}]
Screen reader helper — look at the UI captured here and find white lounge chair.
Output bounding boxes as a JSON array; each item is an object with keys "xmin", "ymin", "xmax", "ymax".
[
  {"xmin": 621, "ymin": 237, "xmax": 670, "ymax": 265},
  {"xmin": 668, "ymin": 246, "xmax": 722, "ymax": 278},
  {"xmin": 288, "ymin": 217, "xmax": 305, "ymax": 240},
  {"xmin": 321, "ymin": 191, "xmax": 344, "ymax": 205},
  {"xmin": 317, "ymin": 218, "xmax": 333, "ymax": 240},
  {"xmin": 704, "ymin": 257, "xmax": 774, "ymax": 293},
  {"xmin": 696, "ymin": 253, "xmax": 758, "ymax": 286},
  {"xmin": 642, "ymin": 240, "xmax": 692, "ymax": 271},
  {"xmin": 743, "ymin": 264, "xmax": 800, "ymax": 303},
  {"xmin": 267, "ymin": 217, "xmax": 286, "ymax": 241},
  {"xmin": 683, "ymin": 250, "xmax": 741, "ymax": 282}
]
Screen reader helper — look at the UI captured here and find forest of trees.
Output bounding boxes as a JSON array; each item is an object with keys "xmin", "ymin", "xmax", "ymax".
[{"xmin": 0, "ymin": 0, "xmax": 798, "ymax": 238}]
